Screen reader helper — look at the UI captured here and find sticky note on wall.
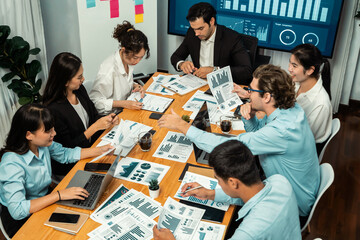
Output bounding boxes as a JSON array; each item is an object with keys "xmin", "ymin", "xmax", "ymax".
[
  {"xmin": 135, "ymin": 14, "xmax": 143, "ymax": 23},
  {"xmin": 135, "ymin": 0, "xmax": 143, "ymax": 4},
  {"xmin": 135, "ymin": 4, "xmax": 144, "ymax": 14},
  {"xmin": 110, "ymin": 0, "xmax": 119, "ymax": 18},
  {"xmin": 86, "ymin": 0, "xmax": 96, "ymax": 8}
]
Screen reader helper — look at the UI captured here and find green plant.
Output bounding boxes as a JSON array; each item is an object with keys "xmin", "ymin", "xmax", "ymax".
[
  {"xmin": 0, "ymin": 25, "xmax": 42, "ymax": 105},
  {"xmin": 182, "ymin": 114, "xmax": 190, "ymax": 123},
  {"xmin": 149, "ymin": 179, "xmax": 159, "ymax": 190}
]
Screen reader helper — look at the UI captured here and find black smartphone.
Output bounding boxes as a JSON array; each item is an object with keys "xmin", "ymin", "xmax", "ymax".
[
  {"xmin": 148, "ymin": 129, "xmax": 156, "ymax": 135},
  {"xmin": 49, "ymin": 212, "xmax": 80, "ymax": 224},
  {"xmin": 149, "ymin": 112, "xmax": 163, "ymax": 120},
  {"xmin": 234, "ymin": 105, "xmax": 242, "ymax": 118},
  {"xmin": 84, "ymin": 163, "xmax": 111, "ymax": 172}
]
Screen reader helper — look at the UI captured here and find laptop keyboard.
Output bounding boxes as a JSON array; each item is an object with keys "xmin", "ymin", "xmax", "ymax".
[{"xmin": 73, "ymin": 174, "xmax": 105, "ymax": 207}]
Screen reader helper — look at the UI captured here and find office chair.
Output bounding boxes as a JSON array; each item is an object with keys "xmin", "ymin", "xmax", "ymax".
[
  {"xmin": 301, "ymin": 163, "xmax": 334, "ymax": 233},
  {"xmin": 239, "ymin": 33, "xmax": 258, "ymax": 69},
  {"xmin": 0, "ymin": 205, "xmax": 11, "ymax": 240},
  {"xmin": 319, "ymin": 118, "xmax": 341, "ymax": 163}
]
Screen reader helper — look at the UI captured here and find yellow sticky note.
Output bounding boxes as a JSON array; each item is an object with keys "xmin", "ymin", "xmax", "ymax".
[{"xmin": 135, "ymin": 14, "xmax": 143, "ymax": 23}]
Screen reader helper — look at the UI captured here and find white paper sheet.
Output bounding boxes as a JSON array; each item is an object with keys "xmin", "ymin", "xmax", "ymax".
[
  {"xmin": 182, "ymin": 90, "xmax": 218, "ymax": 113},
  {"xmin": 147, "ymin": 74, "xmax": 179, "ymax": 95},
  {"xmin": 207, "ymin": 66, "xmax": 243, "ymax": 113},
  {"xmin": 193, "ymin": 221, "xmax": 226, "ymax": 240},
  {"xmin": 174, "ymin": 172, "xmax": 230, "ymax": 211},
  {"xmin": 127, "ymin": 92, "xmax": 174, "ymax": 113},
  {"xmin": 162, "ymin": 74, "xmax": 208, "ymax": 95},
  {"xmin": 153, "ymin": 131, "xmax": 193, "ymax": 163}
]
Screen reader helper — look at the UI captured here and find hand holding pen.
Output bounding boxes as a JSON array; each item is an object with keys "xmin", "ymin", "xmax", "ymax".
[{"xmin": 180, "ymin": 182, "xmax": 215, "ymax": 200}]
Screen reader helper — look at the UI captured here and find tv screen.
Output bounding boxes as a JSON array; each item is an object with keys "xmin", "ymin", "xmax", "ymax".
[{"xmin": 168, "ymin": 0, "xmax": 343, "ymax": 58}]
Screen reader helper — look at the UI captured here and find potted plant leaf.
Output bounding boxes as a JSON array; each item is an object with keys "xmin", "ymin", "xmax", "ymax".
[
  {"xmin": 148, "ymin": 179, "xmax": 160, "ymax": 199},
  {"xmin": 182, "ymin": 114, "xmax": 190, "ymax": 123},
  {"xmin": 0, "ymin": 25, "xmax": 43, "ymax": 105}
]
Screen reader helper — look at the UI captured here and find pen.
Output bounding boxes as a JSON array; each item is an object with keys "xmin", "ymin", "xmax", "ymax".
[
  {"xmin": 181, "ymin": 185, "xmax": 203, "ymax": 194},
  {"xmin": 134, "ymin": 98, "xmax": 139, "ymax": 102}
]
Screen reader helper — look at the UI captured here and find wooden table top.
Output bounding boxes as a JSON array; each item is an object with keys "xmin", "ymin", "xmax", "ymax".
[{"xmin": 13, "ymin": 72, "xmax": 245, "ymax": 240}]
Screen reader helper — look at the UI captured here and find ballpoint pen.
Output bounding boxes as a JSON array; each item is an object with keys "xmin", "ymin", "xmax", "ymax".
[{"xmin": 180, "ymin": 185, "xmax": 203, "ymax": 195}]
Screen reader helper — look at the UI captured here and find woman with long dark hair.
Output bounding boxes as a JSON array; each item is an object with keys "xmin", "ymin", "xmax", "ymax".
[
  {"xmin": 289, "ymin": 44, "xmax": 332, "ymax": 152},
  {"xmin": 43, "ymin": 52, "xmax": 119, "ymax": 176},
  {"xmin": 90, "ymin": 20, "xmax": 150, "ymax": 115},
  {"xmin": 0, "ymin": 104, "xmax": 112, "ymax": 237}
]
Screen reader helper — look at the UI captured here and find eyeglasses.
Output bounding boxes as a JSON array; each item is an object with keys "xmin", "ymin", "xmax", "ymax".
[{"xmin": 243, "ymin": 86, "xmax": 264, "ymax": 93}]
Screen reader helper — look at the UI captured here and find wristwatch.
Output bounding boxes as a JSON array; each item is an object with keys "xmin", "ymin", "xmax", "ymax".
[{"xmin": 213, "ymin": 66, "xmax": 220, "ymax": 72}]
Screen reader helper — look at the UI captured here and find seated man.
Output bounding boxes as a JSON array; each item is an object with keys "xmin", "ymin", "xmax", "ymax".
[
  {"xmin": 171, "ymin": 2, "xmax": 252, "ymax": 84},
  {"xmin": 153, "ymin": 140, "xmax": 301, "ymax": 239},
  {"xmin": 158, "ymin": 64, "xmax": 320, "ymax": 219}
]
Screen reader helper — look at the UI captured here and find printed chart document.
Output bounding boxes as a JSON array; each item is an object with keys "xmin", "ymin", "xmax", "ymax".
[
  {"xmin": 147, "ymin": 74, "xmax": 179, "ymax": 95},
  {"xmin": 162, "ymin": 74, "xmax": 208, "ymax": 95},
  {"xmin": 158, "ymin": 197, "xmax": 205, "ymax": 240},
  {"xmin": 153, "ymin": 131, "xmax": 193, "ymax": 163},
  {"xmin": 98, "ymin": 119, "xmax": 152, "ymax": 156},
  {"xmin": 175, "ymin": 172, "xmax": 230, "ymax": 211},
  {"xmin": 127, "ymin": 92, "xmax": 174, "ymax": 113},
  {"xmin": 182, "ymin": 90, "xmax": 217, "ymax": 114},
  {"xmin": 193, "ymin": 221, "xmax": 226, "ymax": 240},
  {"xmin": 114, "ymin": 157, "xmax": 170, "ymax": 185},
  {"xmin": 207, "ymin": 66, "xmax": 243, "ymax": 113},
  {"xmin": 88, "ymin": 207, "xmax": 156, "ymax": 240}
]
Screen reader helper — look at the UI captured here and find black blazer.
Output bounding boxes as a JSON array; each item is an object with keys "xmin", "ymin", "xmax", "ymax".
[
  {"xmin": 171, "ymin": 25, "xmax": 253, "ymax": 85},
  {"xmin": 47, "ymin": 85, "xmax": 102, "ymax": 148}
]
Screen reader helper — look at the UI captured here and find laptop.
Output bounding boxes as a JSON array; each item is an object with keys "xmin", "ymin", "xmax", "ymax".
[
  {"xmin": 58, "ymin": 155, "xmax": 120, "ymax": 210},
  {"xmin": 191, "ymin": 102, "xmax": 234, "ymax": 165}
]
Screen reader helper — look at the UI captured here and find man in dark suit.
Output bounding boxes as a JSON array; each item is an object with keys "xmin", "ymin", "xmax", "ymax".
[{"xmin": 171, "ymin": 2, "xmax": 253, "ymax": 84}]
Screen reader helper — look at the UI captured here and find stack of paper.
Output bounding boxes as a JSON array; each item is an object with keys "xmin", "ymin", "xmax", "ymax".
[
  {"xmin": 147, "ymin": 74, "xmax": 180, "ymax": 95},
  {"xmin": 162, "ymin": 74, "xmax": 208, "ymax": 95},
  {"xmin": 127, "ymin": 92, "xmax": 174, "ymax": 113}
]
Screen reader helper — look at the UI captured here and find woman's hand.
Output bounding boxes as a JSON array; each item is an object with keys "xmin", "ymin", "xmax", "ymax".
[
  {"xmin": 94, "ymin": 115, "xmax": 113, "ymax": 130},
  {"xmin": 123, "ymin": 100, "xmax": 143, "ymax": 110},
  {"xmin": 132, "ymin": 83, "xmax": 145, "ymax": 98},
  {"xmin": 58, "ymin": 187, "xmax": 89, "ymax": 201}
]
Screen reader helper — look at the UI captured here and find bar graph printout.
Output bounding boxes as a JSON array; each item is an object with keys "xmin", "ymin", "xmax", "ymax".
[
  {"xmin": 127, "ymin": 92, "xmax": 174, "ymax": 113},
  {"xmin": 153, "ymin": 131, "xmax": 194, "ymax": 163},
  {"xmin": 147, "ymin": 74, "xmax": 179, "ymax": 95},
  {"xmin": 87, "ymin": 206, "xmax": 156, "ymax": 240},
  {"xmin": 175, "ymin": 172, "xmax": 230, "ymax": 211},
  {"xmin": 162, "ymin": 74, "xmax": 208, "ymax": 95},
  {"xmin": 207, "ymin": 66, "xmax": 243, "ymax": 113},
  {"xmin": 158, "ymin": 197, "xmax": 205, "ymax": 240},
  {"xmin": 192, "ymin": 221, "xmax": 227, "ymax": 240}
]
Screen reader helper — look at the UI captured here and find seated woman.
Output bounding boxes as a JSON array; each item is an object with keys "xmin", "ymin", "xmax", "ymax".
[
  {"xmin": 90, "ymin": 20, "xmax": 150, "ymax": 115},
  {"xmin": 288, "ymin": 44, "xmax": 332, "ymax": 153},
  {"xmin": 43, "ymin": 52, "xmax": 119, "ymax": 177},
  {"xmin": 0, "ymin": 104, "xmax": 112, "ymax": 237}
]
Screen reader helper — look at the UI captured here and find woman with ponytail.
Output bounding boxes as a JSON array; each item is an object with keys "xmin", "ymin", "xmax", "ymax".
[
  {"xmin": 288, "ymin": 43, "xmax": 332, "ymax": 153},
  {"xmin": 90, "ymin": 20, "xmax": 150, "ymax": 115}
]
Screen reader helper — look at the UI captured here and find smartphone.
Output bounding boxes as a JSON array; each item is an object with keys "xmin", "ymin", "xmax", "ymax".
[
  {"xmin": 84, "ymin": 163, "xmax": 111, "ymax": 172},
  {"xmin": 149, "ymin": 112, "xmax": 163, "ymax": 120},
  {"xmin": 49, "ymin": 212, "xmax": 80, "ymax": 224},
  {"xmin": 234, "ymin": 105, "xmax": 242, "ymax": 118}
]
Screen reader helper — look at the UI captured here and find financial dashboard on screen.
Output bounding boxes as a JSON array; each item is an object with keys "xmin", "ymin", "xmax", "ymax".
[{"xmin": 168, "ymin": 0, "xmax": 343, "ymax": 57}]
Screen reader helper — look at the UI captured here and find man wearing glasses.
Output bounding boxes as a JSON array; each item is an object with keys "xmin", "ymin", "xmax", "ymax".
[{"xmin": 158, "ymin": 64, "xmax": 319, "ymax": 225}]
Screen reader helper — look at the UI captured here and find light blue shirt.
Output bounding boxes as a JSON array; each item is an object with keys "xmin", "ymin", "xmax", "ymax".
[
  {"xmin": 0, "ymin": 142, "xmax": 81, "ymax": 220},
  {"xmin": 214, "ymin": 175, "xmax": 301, "ymax": 239},
  {"xmin": 187, "ymin": 103, "xmax": 320, "ymax": 216}
]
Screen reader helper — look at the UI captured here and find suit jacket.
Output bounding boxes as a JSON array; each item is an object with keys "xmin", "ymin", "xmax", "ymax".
[
  {"xmin": 47, "ymin": 85, "xmax": 102, "ymax": 149},
  {"xmin": 171, "ymin": 25, "xmax": 253, "ymax": 84}
]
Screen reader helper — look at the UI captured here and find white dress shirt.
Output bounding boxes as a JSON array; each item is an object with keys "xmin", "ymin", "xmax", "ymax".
[
  {"xmin": 90, "ymin": 51, "xmax": 134, "ymax": 115},
  {"xmin": 295, "ymin": 77, "xmax": 332, "ymax": 143}
]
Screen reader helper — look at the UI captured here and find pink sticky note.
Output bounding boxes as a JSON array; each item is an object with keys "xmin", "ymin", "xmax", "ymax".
[
  {"xmin": 135, "ymin": 4, "xmax": 144, "ymax": 15},
  {"xmin": 110, "ymin": 0, "xmax": 119, "ymax": 18}
]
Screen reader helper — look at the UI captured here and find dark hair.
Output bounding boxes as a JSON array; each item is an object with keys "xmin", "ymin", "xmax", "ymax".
[
  {"xmin": 186, "ymin": 2, "xmax": 217, "ymax": 25},
  {"xmin": 253, "ymin": 64, "xmax": 296, "ymax": 109},
  {"xmin": 209, "ymin": 140, "xmax": 261, "ymax": 186},
  {"xmin": 113, "ymin": 21, "xmax": 150, "ymax": 59},
  {"xmin": 43, "ymin": 52, "xmax": 82, "ymax": 106},
  {"xmin": 0, "ymin": 104, "xmax": 54, "ymax": 158},
  {"xmin": 291, "ymin": 43, "xmax": 331, "ymax": 99}
]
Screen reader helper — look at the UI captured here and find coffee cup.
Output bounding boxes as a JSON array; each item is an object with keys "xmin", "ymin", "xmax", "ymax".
[
  {"xmin": 219, "ymin": 116, "xmax": 232, "ymax": 134},
  {"xmin": 138, "ymin": 132, "xmax": 153, "ymax": 152}
]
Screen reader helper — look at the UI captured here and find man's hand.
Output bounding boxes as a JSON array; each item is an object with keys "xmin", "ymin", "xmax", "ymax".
[
  {"xmin": 240, "ymin": 102, "xmax": 256, "ymax": 120},
  {"xmin": 179, "ymin": 61, "xmax": 197, "ymax": 74},
  {"xmin": 193, "ymin": 67, "xmax": 213, "ymax": 79},
  {"xmin": 157, "ymin": 109, "xmax": 191, "ymax": 134},
  {"xmin": 153, "ymin": 225, "xmax": 176, "ymax": 240},
  {"xmin": 180, "ymin": 182, "xmax": 215, "ymax": 200},
  {"xmin": 232, "ymin": 83, "xmax": 250, "ymax": 99}
]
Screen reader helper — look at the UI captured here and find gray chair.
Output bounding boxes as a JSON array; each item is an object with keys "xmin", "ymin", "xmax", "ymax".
[
  {"xmin": 301, "ymin": 163, "xmax": 335, "ymax": 233},
  {"xmin": 319, "ymin": 118, "xmax": 341, "ymax": 163},
  {"xmin": 0, "ymin": 205, "xmax": 11, "ymax": 240}
]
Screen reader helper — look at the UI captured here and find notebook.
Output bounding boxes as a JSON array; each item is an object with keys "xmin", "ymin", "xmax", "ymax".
[{"xmin": 57, "ymin": 155, "xmax": 120, "ymax": 210}]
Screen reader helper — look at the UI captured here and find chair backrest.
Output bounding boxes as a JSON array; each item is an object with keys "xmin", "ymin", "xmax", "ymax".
[
  {"xmin": 301, "ymin": 163, "xmax": 335, "ymax": 232},
  {"xmin": 319, "ymin": 118, "xmax": 341, "ymax": 163},
  {"xmin": 0, "ymin": 205, "xmax": 11, "ymax": 240},
  {"xmin": 239, "ymin": 33, "xmax": 258, "ymax": 69}
]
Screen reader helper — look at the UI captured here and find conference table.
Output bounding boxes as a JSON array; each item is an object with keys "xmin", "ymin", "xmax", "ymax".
[{"xmin": 13, "ymin": 72, "xmax": 245, "ymax": 240}]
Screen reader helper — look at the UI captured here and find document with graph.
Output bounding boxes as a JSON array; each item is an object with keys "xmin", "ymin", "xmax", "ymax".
[
  {"xmin": 175, "ymin": 172, "xmax": 230, "ymax": 211},
  {"xmin": 153, "ymin": 131, "xmax": 194, "ymax": 163},
  {"xmin": 127, "ymin": 92, "xmax": 174, "ymax": 113},
  {"xmin": 158, "ymin": 197, "xmax": 205, "ymax": 240},
  {"xmin": 162, "ymin": 74, "xmax": 208, "ymax": 95},
  {"xmin": 207, "ymin": 66, "xmax": 243, "ymax": 113}
]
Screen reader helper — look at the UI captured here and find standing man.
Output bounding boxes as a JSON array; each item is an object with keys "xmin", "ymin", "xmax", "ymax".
[
  {"xmin": 158, "ymin": 64, "xmax": 320, "ymax": 221},
  {"xmin": 171, "ymin": 2, "xmax": 253, "ymax": 84},
  {"xmin": 153, "ymin": 140, "xmax": 301, "ymax": 240}
]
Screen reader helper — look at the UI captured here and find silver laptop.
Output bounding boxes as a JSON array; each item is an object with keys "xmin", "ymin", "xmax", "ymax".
[{"xmin": 58, "ymin": 155, "xmax": 120, "ymax": 210}]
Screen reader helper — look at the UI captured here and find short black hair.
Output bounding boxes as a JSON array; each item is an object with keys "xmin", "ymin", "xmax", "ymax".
[
  {"xmin": 209, "ymin": 140, "xmax": 261, "ymax": 186},
  {"xmin": 186, "ymin": 2, "xmax": 217, "ymax": 25}
]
